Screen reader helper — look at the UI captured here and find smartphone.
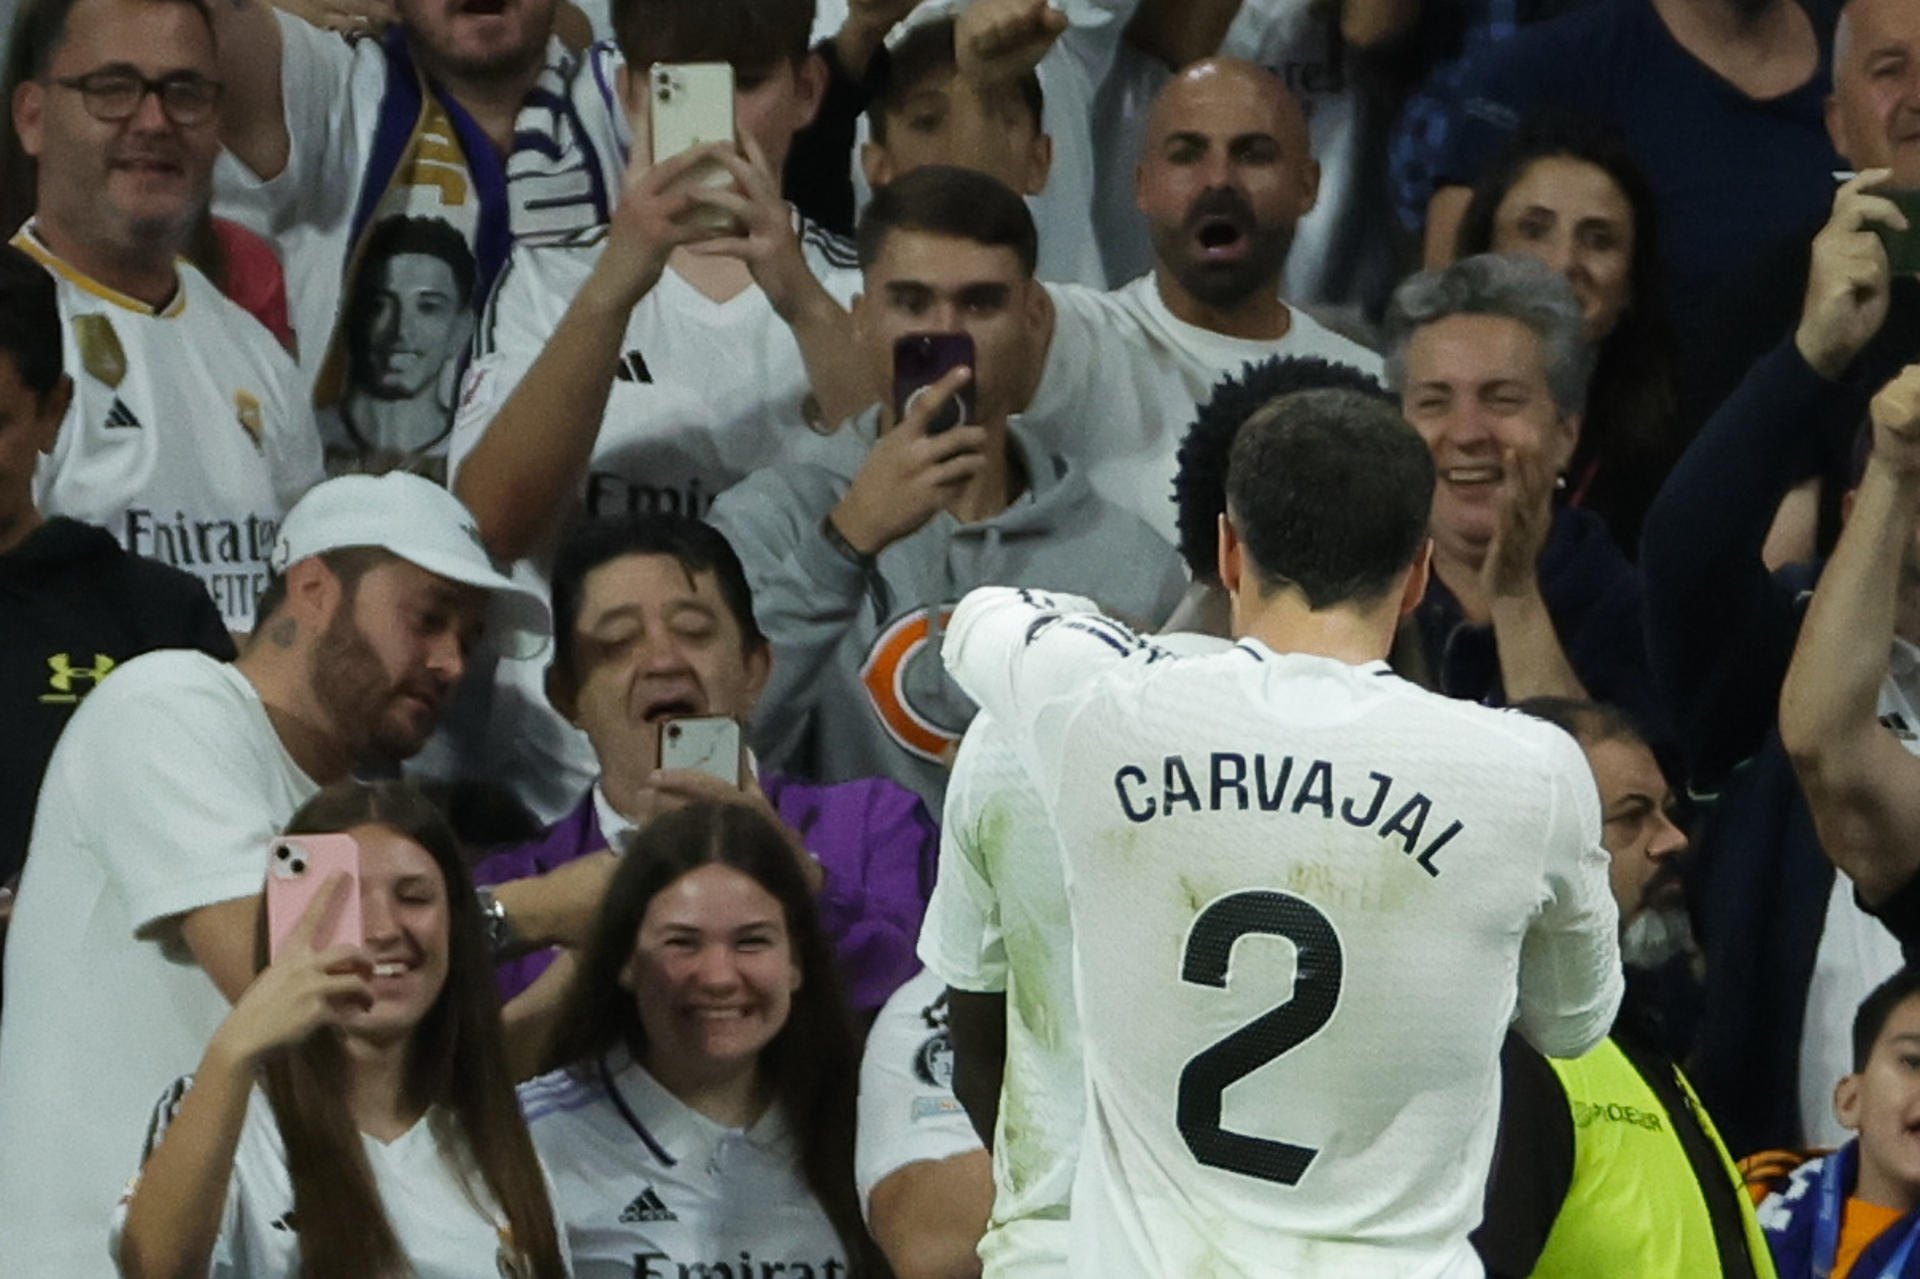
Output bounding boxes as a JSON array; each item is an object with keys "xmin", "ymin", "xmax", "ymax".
[
  {"xmin": 265, "ymin": 833, "xmax": 363, "ymax": 960},
  {"xmin": 893, "ymin": 333, "xmax": 976, "ymax": 435},
  {"xmin": 650, "ymin": 62, "xmax": 737, "ymax": 234},
  {"xmin": 1875, "ymin": 188, "xmax": 1920, "ymax": 275},
  {"xmin": 658, "ymin": 715, "xmax": 743, "ymax": 784}
]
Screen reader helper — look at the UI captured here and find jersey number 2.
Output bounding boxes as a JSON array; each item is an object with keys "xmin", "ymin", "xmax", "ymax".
[{"xmin": 1176, "ymin": 890, "xmax": 1344, "ymax": 1185}]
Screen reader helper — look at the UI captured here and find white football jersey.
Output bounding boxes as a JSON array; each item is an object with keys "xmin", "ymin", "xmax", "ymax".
[
  {"xmin": 942, "ymin": 588, "xmax": 1622, "ymax": 1279},
  {"xmin": 854, "ymin": 967, "xmax": 982, "ymax": 1214},
  {"xmin": 522, "ymin": 1050, "xmax": 849, "ymax": 1278},
  {"xmin": 15, "ymin": 226, "xmax": 323, "ymax": 631},
  {"xmin": 444, "ymin": 222, "xmax": 861, "ymax": 819},
  {"xmin": 1028, "ymin": 274, "xmax": 1382, "ymax": 543}
]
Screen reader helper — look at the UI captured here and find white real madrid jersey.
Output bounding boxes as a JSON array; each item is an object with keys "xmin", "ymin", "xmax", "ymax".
[
  {"xmin": 855, "ymin": 966, "xmax": 982, "ymax": 1213},
  {"xmin": 942, "ymin": 588, "xmax": 1622, "ymax": 1279},
  {"xmin": 111, "ymin": 1081, "xmax": 556, "ymax": 1278},
  {"xmin": 521, "ymin": 1050, "xmax": 851, "ymax": 1279},
  {"xmin": 15, "ymin": 226, "xmax": 323, "ymax": 631},
  {"xmin": 442, "ymin": 220, "xmax": 862, "ymax": 821}
]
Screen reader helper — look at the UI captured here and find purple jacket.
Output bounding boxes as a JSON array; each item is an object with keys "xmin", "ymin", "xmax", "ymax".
[{"xmin": 473, "ymin": 774, "xmax": 937, "ymax": 1012}]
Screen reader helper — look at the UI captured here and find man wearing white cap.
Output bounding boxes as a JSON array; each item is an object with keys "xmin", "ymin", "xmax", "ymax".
[{"xmin": 0, "ymin": 472, "xmax": 547, "ymax": 1277}]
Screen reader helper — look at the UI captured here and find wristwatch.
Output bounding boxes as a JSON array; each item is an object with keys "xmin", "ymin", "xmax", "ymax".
[{"xmin": 475, "ymin": 885, "xmax": 517, "ymax": 959}]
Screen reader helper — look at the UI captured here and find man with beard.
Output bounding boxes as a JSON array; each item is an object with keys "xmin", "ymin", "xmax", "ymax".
[
  {"xmin": 1474, "ymin": 697, "xmax": 1776, "ymax": 1279},
  {"xmin": 6, "ymin": 0, "xmax": 324, "ymax": 633},
  {"xmin": 1014, "ymin": 56, "xmax": 1380, "ymax": 542},
  {"xmin": 0, "ymin": 471, "xmax": 547, "ymax": 1276}
]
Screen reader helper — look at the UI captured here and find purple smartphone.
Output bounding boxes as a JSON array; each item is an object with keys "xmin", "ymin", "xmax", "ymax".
[{"xmin": 893, "ymin": 333, "xmax": 975, "ymax": 434}]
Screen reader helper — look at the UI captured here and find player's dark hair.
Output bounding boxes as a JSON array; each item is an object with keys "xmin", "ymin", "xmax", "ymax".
[
  {"xmin": 868, "ymin": 18, "xmax": 1045, "ymax": 146},
  {"xmin": 1853, "ymin": 967, "xmax": 1920, "ymax": 1072},
  {"xmin": 547, "ymin": 802, "xmax": 881, "ymax": 1274},
  {"xmin": 857, "ymin": 164, "xmax": 1038, "ymax": 277},
  {"xmin": 1225, "ymin": 388, "xmax": 1434, "ymax": 608},
  {"xmin": 250, "ymin": 546, "xmax": 399, "ymax": 638},
  {"xmin": 356, "ymin": 216, "xmax": 478, "ymax": 307},
  {"xmin": 1513, "ymin": 696, "xmax": 1647, "ymax": 753},
  {"xmin": 1, "ymin": 0, "xmax": 218, "ymax": 234},
  {"xmin": 261, "ymin": 781, "xmax": 568, "ymax": 1279},
  {"xmin": 612, "ymin": 0, "xmax": 814, "ymax": 82},
  {"xmin": 547, "ymin": 513, "xmax": 767, "ymax": 682},
  {"xmin": 1174, "ymin": 357, "xmax": 1393, "ymax": 583},
  {"xmin": 0, "ymin": 244, "xmax": 63, "ymax": 397}
]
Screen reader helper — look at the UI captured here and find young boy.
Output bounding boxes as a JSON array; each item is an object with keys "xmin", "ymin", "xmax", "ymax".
[{"xmin": 1755, "ymin": 968, "xmax": 1920, "ymax": 1278}]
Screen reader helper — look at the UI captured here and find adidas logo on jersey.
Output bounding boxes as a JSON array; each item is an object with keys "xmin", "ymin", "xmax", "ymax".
[
  {"xmin": 615, "ymin": 350, "xmax": 653, "ymax": 383},
  {"xmin": 619, "ymin": 1185, "xmax": 677, "ymax": 1223},
  {"xmin": 103, "ymin": 397, "xmax": 141, "ymax": 430}
]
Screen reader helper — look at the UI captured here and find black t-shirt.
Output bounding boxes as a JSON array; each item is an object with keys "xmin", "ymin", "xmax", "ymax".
[{"xmin": 0, "ymin": 517, "xmax": 235, "ymax": 884}]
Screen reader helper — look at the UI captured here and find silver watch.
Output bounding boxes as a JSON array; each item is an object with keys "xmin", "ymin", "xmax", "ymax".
[{"xmin": 475, "ymin": 885, "xmax": 516, "ymax": 959}]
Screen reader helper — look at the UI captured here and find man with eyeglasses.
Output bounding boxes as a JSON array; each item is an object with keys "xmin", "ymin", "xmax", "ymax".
[{"xmin": 7, "ymin": 0, "xmax": 324, "ymax": 634}]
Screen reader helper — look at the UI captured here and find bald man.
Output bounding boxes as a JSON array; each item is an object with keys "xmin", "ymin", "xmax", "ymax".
[{"xmin": 1013, "ymin": 58, "xmax": 1383, "ymax": 543}]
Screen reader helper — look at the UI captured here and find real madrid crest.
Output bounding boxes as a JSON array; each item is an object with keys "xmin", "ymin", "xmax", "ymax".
[
  {"xmin": 235, "ymin": 390, "xmax": 265, "ymax": 453},
  {"xmin": 72, "ymin": 314, "xmax": 126, "ymax": 388}
]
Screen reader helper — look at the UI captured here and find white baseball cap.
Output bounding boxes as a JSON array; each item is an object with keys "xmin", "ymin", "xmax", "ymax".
[{"xmin": 270, "ymin": 473, "xmax": 550, "ymax": 660}]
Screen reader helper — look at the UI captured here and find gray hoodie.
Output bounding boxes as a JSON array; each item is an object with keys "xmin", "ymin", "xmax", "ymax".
[{"xmin": 709, "ymin": 414, "xmax": 1187, "ymax": 812}]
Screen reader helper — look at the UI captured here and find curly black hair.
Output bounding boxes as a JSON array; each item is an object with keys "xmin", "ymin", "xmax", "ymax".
[{"xmin": 1173, "ymin": 356, "xmax": 1393, "ymax": 582}]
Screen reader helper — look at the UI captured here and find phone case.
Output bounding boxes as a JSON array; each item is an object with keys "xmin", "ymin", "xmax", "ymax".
[
  {"xmin": 650, "ymin": 62, "xmax": 736, "ymax": 232},
  {"xmin": 658, "ymin": 716, "xmax": 743, "ymax": 784},
  {"xmin": 1877, "ymin": 189, "xmax": 1920, "ymax": 275},
  {"xmin": 893, "ymin": 332, "xmax": 976, "ymax": 434},
  {"xmin": 265, "ymin": 833, "xmax": 363, "ymax": 960}
]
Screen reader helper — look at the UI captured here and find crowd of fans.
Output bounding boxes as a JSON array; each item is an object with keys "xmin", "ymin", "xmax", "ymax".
[{"xmin": 2, "ymin": 0, "xmax": 1920, "ymax": 1273}]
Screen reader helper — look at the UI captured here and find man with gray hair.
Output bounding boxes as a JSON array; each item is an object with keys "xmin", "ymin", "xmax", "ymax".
[{"xmin": 1384, "ymin": 253, "xmax": 1667, "ymax": 742}]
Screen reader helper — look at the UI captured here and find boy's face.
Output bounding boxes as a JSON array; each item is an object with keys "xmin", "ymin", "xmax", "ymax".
[
  {"xmin": 0, "ymin": 352, "xmax": 68, "ymax": 545},
  {"xmin": 863, "ymin": 70, "xmax": 1052, "ymax": 197},
  {"xmin": 1837, "ymin": 990, "xmax": 1920, "ymax": 1210}
]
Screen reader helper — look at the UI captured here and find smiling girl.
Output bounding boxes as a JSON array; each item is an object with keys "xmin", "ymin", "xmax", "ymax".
[
  {"xmin": 520, "ymin": 801, "xmax": 880, "ymax": 1277},
  {"xmin": 113, "ymin": 781, "xmax": 570, "ymax": 1278}
]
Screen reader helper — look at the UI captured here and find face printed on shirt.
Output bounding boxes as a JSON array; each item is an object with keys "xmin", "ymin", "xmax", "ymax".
[
  {"xmin": 1837, "ymin": 991, "xmax": 1920, "ymax": 1212},
  {"xmin": 311, "ymin": 558, "xmax": 485, "ymax": 766},
  {"xmin": 13, "ymin": 0, "xmax": 221, "ymax": 263},
  {"xmin": 335, "ymin": 823, "xmax": 453, "ymax": 1048},
  {"xmin": 624, "ymin": 863, "xmax": 802, "ymax": 1086},
  {"xmin": 1135, "ymin": 60, "xmax": 1317, "ymax": 313}
]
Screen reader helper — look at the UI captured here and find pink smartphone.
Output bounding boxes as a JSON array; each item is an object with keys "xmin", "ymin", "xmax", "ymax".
[{"xmin": 265, "ymin": 833, "xmax": 363, "ymax": 960}]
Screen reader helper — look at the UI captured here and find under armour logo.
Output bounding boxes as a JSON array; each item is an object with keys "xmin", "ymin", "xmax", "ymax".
[{"xmin": 39, "ymin": 652, "xmax": 116, "ymax": 704}]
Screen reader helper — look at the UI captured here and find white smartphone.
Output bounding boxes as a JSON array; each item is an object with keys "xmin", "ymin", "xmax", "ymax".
[
  {"xmin": 649, "ymin": 62, "xmax": 737, "ymax": 232},
  {"xmin": 658, "ymin": 715, "xmax": 743, "ymax": 784}
]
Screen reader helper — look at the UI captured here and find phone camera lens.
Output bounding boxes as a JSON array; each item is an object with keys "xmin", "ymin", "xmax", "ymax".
[
  {"xmin": 667, "ymin": 724, "xmax": 683, "ymax": 739},
  {"xmin": 289, "ymin": 857, "xmax": 306, "ymax": 874}
]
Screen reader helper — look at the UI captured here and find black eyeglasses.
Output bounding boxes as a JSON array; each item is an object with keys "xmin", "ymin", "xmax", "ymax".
[{"xmin": 49, "ymin": 68, "xmax": 223, "ymax": 126}]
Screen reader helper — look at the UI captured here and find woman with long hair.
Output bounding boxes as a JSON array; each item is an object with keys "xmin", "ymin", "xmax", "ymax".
[
  {"xmin": 114, "ymin": 781, "xmax": 570, "ymax": 1278},
  {"xmin": 1456, "ymin": 113, "xmax": 1685, "ymax": 556},
  {"xmin": 521, "ymin": 801, "xmax": 881, "ymax": 1277}
]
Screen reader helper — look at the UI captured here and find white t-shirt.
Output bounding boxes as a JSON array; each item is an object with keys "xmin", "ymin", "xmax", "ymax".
[
  {"xmin": 109, "ymin": 1080, "xmax": 557, "ymax": 1278},
  {"xmin": 212, "ymin": 14, "xmax": 610, "ymax": 474},
  {"xmin": 0, "ymin": 652, "xmax": 317, "ymax": 1277},
  {"xmin": 522, "ymin": 1049, "xmax": 850, "ymax": 1278},
  {"xmin": 855, "ymin": 966, "xmax": 983, "ymax": 1215},
  {"xmin": 443, "ymin": 224, "xmax": 861, "ymax": 821},
  {"xmin": 14, "ymin": 226, "xmax": 322, "ymax": 632},
  {"xmin": 941, "ymin": 587, "xmax": 1623, "ymax": 1279},
  {"xmin": 1029, "ymin": 273, "xmax": 1382, "ymax": 542}
]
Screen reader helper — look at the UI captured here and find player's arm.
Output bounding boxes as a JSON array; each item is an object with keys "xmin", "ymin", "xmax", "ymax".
[
  {"xmin": 946, "ymin": 989, "xmax": 1007, "ymax": 1147},
  {"xmin": 1781, "ymin": 364, "xmax": 1920, "ymax": 905},
  {"xmin": 1513, "ymin": 731, "xmax": 1622, "ymax": 1058},
  {"xmin": 207, "ymin": 1, "xmax": 291, "ymax": 180},
  {"xmin": 455, "ymin": 143, "xmax": 734, "ymax": 560},
  {"xmin": 868, "ymin": 1151, "xmax": 994, "ymax": 1279},
  {"xmin": 942, "ymin": 585, "xmax": 1148, "ymax": 732}
]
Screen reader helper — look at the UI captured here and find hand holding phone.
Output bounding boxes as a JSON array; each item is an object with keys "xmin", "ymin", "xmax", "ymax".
[
  {"xmin": 266, "ymin": 834, "xmax": 363, "ymax": 960},
  {"xmin": 658, "ymin": 716, "xmax": 744, "ymax": 785},
  {"xmin": 649, "ymin": 62, "xmax": 739, "ymax": 235},
  {"xmin": 894, "ymin": 333, "xmax": 976, "ymax": 435}
]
